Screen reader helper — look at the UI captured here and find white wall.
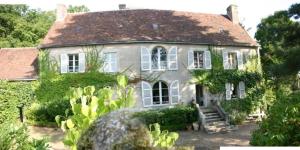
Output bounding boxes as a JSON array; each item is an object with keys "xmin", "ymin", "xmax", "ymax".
[{"xmin": 47, "ymin": 43, "xmax": 257, "ymax": 108}]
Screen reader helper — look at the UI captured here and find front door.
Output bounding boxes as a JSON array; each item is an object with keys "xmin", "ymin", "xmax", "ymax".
[{"xmin": 195, "ymin": 84, "xmax": 204, "ymax": 106}]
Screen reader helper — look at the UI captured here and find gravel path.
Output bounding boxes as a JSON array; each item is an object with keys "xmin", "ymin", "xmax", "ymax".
[
  {"xmin": 176, "ymin": 121, "xmax": 258, "ymax": 150},
  {"xmin": 28, "ymin": 121, "xmax": 258, "ymax": 150}
]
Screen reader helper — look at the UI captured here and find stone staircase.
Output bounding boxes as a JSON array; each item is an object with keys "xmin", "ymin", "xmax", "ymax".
[{"xmin": 200, "ymin": 107, "xmax": 229, "ymax": 134}]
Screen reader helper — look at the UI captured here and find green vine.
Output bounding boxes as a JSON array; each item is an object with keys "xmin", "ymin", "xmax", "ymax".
[
  {"xmin": 39, "ymin": 50, "xmax": 59, "ymax": 80},
  {"xmin": 84, "ymin": 46, "xmax": 104, "ymax": 73},
  {"xmin": 192, "ymin": 46, "xmax": 262, "ymax": 94}
]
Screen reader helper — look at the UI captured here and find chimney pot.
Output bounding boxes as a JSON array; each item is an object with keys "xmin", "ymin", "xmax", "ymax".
[
  {"xmin": 119, "ymin": 4, "xmax": 126, "ymax": 10},
  {"xmin": 56, "ymin": 4, "xmax": 67, "ymax": 21},
  {"xmin": 227, "ymin": 4, "xmax": 239, "ymax": 24}
]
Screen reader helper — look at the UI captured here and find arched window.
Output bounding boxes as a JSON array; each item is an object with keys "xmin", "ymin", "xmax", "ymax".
[
  {"xmin": 151, "ymin": 46, "xmax": 167, "ymax": 70},
  {"xmin": 152, "ymin": 81, "xmax": 169, "ymax": 105}
]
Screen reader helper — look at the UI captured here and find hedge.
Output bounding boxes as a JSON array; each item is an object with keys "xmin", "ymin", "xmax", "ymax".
[
  {"xmin": 134, "ymin": 105, "xmax": 198, "ymax": 131},
  {"xmin": 26, "ymin": 72, "xmax": 117, "ymax": 124},
  {"xmin": 0, "ymin": 81, "xmax": 36, "ymax": 124}
]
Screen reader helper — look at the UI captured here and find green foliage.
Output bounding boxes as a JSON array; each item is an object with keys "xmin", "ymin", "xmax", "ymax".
[
  {"xmin": 0, "ymin": 122, "xmax": 49, "ymax": 150},
  {"xmin": 38, "ymin": 50, "xmax": 58, "ymax": 79},
  {"xmin": 256, "ymin": 3, "xmax": 300, "ymax": 78},
  {"xmin": 0, "ymin": 81, "xmax": 36, "ymax": 124},
  {"xmin": 0, "ymin": 4, "xmax": 55, "ymax": 47},
  {"xmin": 26, "ymin": 72, "xmax": 116, "ymax": 123},
  {"xmin": 135, "ymin": 106, "xmax": 198, "ymax": 131},
  {"xmin": 56, "ymin": 75, "xmax": 135, "ymax": 150},
  {"xmin": 250, "ymin": 91, "xmax": 300, "ymax": 146},
  {"xmin": 192, "ymin": 47, "xmax": 262, "ymax": 94},
  {"xmin": 149, "ymin": 123, "xmax": 179, "ymax": 148},
  {"xmin": 84, "ymin": 46, "xmax": 104, "ymax": 73},
  {"xmin": 67, "ymin": 5, "xmax": 89, "ymax": 13}
]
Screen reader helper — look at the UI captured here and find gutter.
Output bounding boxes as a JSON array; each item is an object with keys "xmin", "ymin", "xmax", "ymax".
[{"xmin": 38, "ymin": 40, "xmax": 258, "ymax": 49}]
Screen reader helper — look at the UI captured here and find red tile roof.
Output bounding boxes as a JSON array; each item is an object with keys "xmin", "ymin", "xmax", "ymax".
[
  {"xmin": 40, "ymin": 9, "xmax": 257, "ymax": 48},
  {"xmin": 0, "ymin": 47, "xmax": 38, "ymax": 81}
]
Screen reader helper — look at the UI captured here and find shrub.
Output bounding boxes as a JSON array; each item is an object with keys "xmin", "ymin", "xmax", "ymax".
[
  {"xmin": 250, "ymin": 91, "xmax": 300, "ymax": 146},
  {"xmin": 0, "ymin": 81, "xmax": 36, "ymax": 124},
  {"xmin": 26, "ymin": 72, "xmax": 116, "ymax": 123},
  {"xmin": 0, "ymin": 122, "xmax": 49, "ymax": 150},
  {"xmin": 134, "ymin": 105, "xmax": 198, "ymax": 131}
]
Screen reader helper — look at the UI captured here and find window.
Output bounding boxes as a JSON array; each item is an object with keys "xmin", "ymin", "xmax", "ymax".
[
  {"xmin": 228, "ymin": 52, "xmax": 237, "ymax": 69},
  {"xmin": 152, "ymin": 81, "xmax": 169, "ymax": 105},
  {"xmin": 103, "ymin": 52, "xmax": 117, "ymax": 72},
  {"xmin": 193, "ymin": 51, "xmax": 204, "ymax": 68},
  {"xmin": 151, "ymin": 46, "xmax": 167, "ymax": 70},
  {"xmin": 230, "ymin": 83, "xmax": 238, "ymax": 99},
  {"xmin": 68, "ymin": 54, "xmax": 79, "ymax": 72},
  {"xmin": 225, "ymin": 82, "xmax": 246, "ymax": 100}
]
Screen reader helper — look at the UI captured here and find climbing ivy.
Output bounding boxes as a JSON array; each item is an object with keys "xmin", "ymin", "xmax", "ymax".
[{"xmin": 192, "ymin": 46, "xmax": 262, "ymax": 94}]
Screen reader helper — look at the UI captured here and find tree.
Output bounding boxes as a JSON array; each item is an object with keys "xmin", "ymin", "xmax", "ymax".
[
  {"xmin": 255, "ymin": 3, "xmax": 300, "ymax": 78},
  {"xmin": 67, "ymin": 5, "xmax": 89, "ymax": 13},
  {"xmin": 0, "ymin": 4, "xmax": 55, "ymax": 47}
]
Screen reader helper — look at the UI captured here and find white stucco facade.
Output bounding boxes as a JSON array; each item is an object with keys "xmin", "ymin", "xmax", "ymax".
[{"xmin": 46, "ymin": 43, "xmax": 257, "ymax": 108}]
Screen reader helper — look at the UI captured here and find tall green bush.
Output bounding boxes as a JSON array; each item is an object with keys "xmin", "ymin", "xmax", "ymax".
[
  {"xmin": 56, "ymin": 75, "xmax": 135, "ymax": 150},
  {"xmin": 26, "ymin": 72, "xmax": 116, "ymax": 123},
  {"xmin": 250, "ymin": 91, "xmax": 300, "ymax": 146},
  {"xmin": 0, "ymin": 122, "xmax": 49, "ymax": 150},
  {"xmin": 134, "ymin": 106, "xmax": 198, "ymax": 131},
  {"xmin": 0, "ymin": 81, "xmax": 36, "ymax": 124}
]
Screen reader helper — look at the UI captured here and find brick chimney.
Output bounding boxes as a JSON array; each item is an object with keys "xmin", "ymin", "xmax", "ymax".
[
  {"xmin": 119, "ymin": 4, "xmax": 126, "ymax": 10},
  {"xmin": 227, "ymin": 4, "xmax": 239, "ymax": 24},
  {"xmin": 56, "ymin": 4, "xmax": 67, "ymax": 21}
]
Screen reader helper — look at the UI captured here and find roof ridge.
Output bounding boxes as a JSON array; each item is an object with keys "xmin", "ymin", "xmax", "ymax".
[
  {"xmin": 67, "ymin": 9, "xmax": 225, "ymax": 17},
  {"xmin": 0, "ymin": 47, "xmax": 37, "ymax": 50}
]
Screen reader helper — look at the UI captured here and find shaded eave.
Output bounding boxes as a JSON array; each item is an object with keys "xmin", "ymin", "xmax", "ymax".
[{"xmin": 39, "ymin": 40, "xmax": 258, "ymax": 49}]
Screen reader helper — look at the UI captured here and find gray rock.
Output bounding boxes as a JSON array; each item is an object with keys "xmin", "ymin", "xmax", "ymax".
[{"xmin": 77, "ymin": 109, "xmax": 152, "ymax": 150}]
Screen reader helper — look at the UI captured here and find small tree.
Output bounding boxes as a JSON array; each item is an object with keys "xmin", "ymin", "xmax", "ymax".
[{"xmin": 55, "ymin": 75, "xmax": 135, "ymax": 150}]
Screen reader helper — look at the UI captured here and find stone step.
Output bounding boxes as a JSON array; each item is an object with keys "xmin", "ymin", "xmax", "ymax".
[
  {"xmin": 206, "ymin": 120, "xmax": 227, "ymax": 126},
  {"xmin": 205, "ymin": 115, "xmax": 222, "ymax": 120},
  {"xmin": 203, "ymin": 112, "xmax": 219, "ymax": 116},
  {"xmin": 206, "ymin": 117, "xmax": 224, "ymax": 123}
]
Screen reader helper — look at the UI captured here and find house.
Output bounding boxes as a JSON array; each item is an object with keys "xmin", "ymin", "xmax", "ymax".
[
  {"xmin": 40, "ymin": 4, "xmax": 259, "ymax": 109},
  {"xmin": 0, "ymin": 47, "xmax": 38, "ymax": 81}
]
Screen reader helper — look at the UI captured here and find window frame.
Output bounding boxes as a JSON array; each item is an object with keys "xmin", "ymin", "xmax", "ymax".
[
  {"xmin": 151, "ymin": 46, "xmax": 168, "ymax": 71},
  {"xmin": 228, "ymin": 52, "xmax": 238, "ymax": 69},
  {"xmin": 68, "ymin": 53, "xmax": 79, "ymax": 73},
  {"xmin": 193, "ymin": 51, "xmax": 205, "ymax": 69},
  {"xmin": 152, "ymin": 81, "xmax": 169, "ymax": 106}
]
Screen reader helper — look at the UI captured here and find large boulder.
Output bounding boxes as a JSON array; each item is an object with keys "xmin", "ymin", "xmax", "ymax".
[{"xmin": 77, "ymin": 109, "xmax": 152, "ymax": 150}]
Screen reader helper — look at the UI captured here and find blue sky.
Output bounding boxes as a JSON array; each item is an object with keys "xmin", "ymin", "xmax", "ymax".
[{"xmin": 2, "ymin": 0, "xmax": 299, "ymax": 38}]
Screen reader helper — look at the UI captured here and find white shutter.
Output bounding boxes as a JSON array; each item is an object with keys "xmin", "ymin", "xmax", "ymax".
[
  {"xmin": 225, "ymin": 83, "xmax": 231, "ymax": 100},
  {"xmin": 170, "ymin": 80, "xmax": 180, "ymax": 104},
  {"xmin": 103, "ymin": 53, "xmax": 109, "ymax": 72},
  {"xmin": 239, "ymin": 81, "xmax": 246, "ymax": 99},
  {"xmin": 110, "ymin": 53, "xmax": 117, "ymax": 72},
  {"xmin": 141, "ymin": 81, "xmax": 152, "ymax": 107},
  {"xmin": 168, "ymin": 46, "xmax": 178, "ymax": 70},
  {"xmin": 237, "ymin": 51, "xmax": 244, "ymax": 70},
  {"xmin": 204, "ymin": 50, "xmax": 212, "ymax": 69},
  {"xmin": 188, "ymin": 50, "xmax": 194, "ymax": 69},
  {"xmin": 60, "ymin": 54, "xmax": 68, "ymax": 73},
  {"xmin": 141, "ymin": 47, "xmax": 151, "ymax": 71},
  {"xmin": 79, "ymin": 53, "xmax": 85, "ymax": 73},
  {"xmin": 223, "ymin": 51, "xmax": 229, "ymax": 70}
]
